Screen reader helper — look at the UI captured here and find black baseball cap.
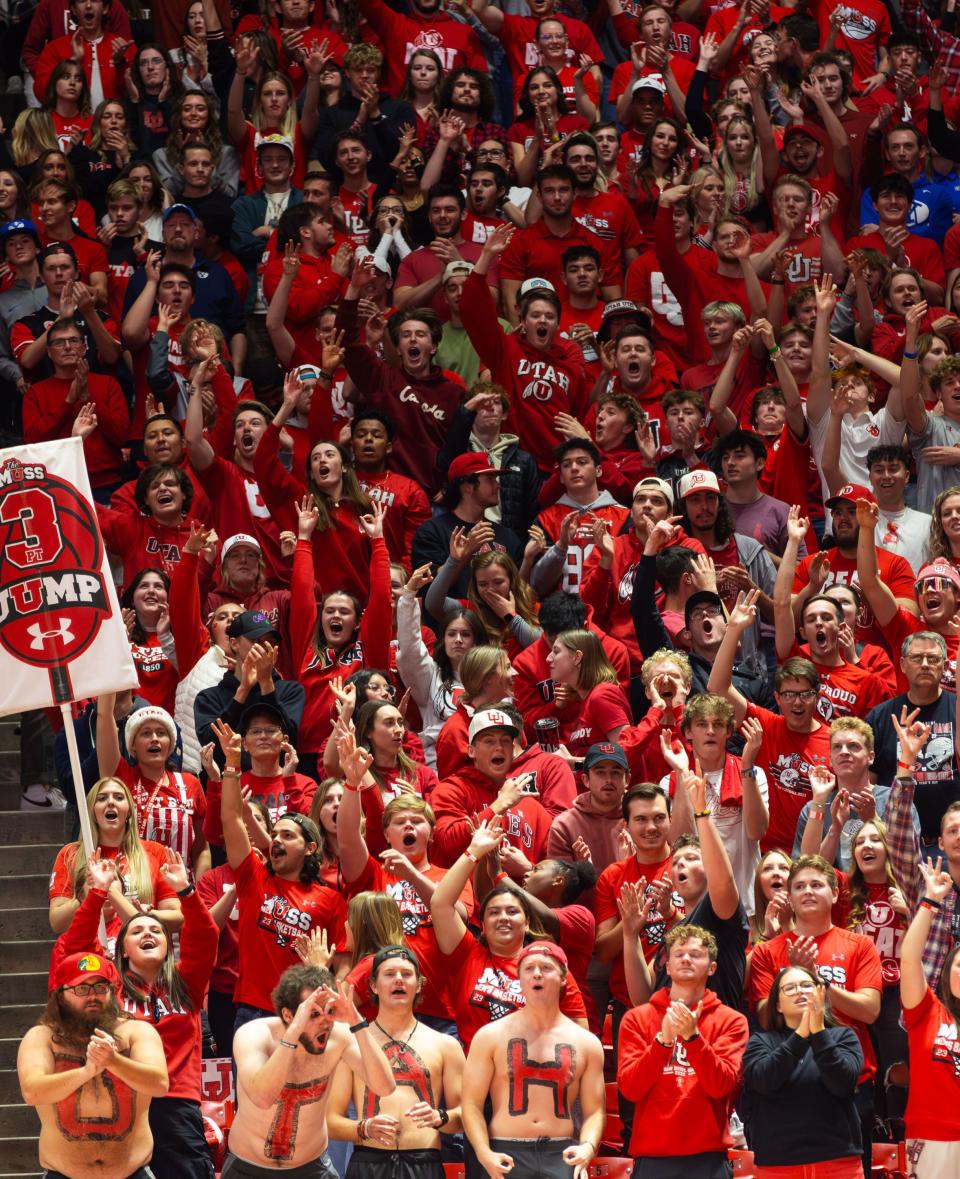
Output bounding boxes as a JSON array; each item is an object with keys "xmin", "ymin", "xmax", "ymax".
[
  {"xmin": 226, "ymin": 610, "xmax": 281, "ymax": 642},
  {"xmin": 240, "ymin": 702, "xmax": 286, "ymax": 735},
  {"xmin": 684, "ymin": 590, "xmax": 724, "ymax": 626}
]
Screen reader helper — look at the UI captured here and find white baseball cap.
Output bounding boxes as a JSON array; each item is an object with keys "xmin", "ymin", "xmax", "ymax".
[
  {"xmin": 633, "ymin": 477, "xmax": 674, "ymax": 509},
  {"xmin": 678, "ymin": 469, "xmax": 721, "ymax": 499},
  {"xmin": 222, "ymin": 533, "xmax": 262, "ymax": 560},
  {"xmin": 468, "ymin": 707, "xmax": 521, "ymax": 743}
]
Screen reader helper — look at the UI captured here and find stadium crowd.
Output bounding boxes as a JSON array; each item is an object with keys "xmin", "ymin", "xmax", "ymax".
[{"xmin": 5, "ymin": 0, "xmax": 960, "ymax": 1177}]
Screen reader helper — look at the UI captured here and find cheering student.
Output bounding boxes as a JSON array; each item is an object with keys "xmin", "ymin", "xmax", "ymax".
[
  {"xmin": 461, "ymin": 942, "xmax": 605, "ymax": 1179},
  {"xmin": 328, "ymin": 946, "xmax": 466, "ymax": 1179}
]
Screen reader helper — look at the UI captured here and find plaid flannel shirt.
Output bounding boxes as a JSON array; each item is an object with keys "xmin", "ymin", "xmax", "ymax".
[
  {"xmin": 885, "ymin": 771, "xmax": 958, "ymax": 987},
  {"xmin": 901, "ymin": 0, "xmax": 960, "ymax": 92}
]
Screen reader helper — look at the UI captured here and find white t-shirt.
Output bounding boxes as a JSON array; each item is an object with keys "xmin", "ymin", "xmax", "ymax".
[
  {"xmin": 807, "ymin": 405, "xmax": 906, "ymax": 501},
  {"xmin": 659, "ymin": 765, "xmax": 769, "ymax": 916},
  {"xmin": 875, "ymin": 506, "xmax": 930, "ymax": 574}
]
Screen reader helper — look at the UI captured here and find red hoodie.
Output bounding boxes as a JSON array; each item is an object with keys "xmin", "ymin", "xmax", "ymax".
[
  {"xmin": 581, "ymin": 528, "xmax": 705, "ymax": 673},
  {"xmin": 262, "ymin": 249, "xmax": 348, "ymax": 362},
  {"xmin": 289, "ymin": 536, "xmax": 392, "ymax": 753},
  {"xmin": 429, "ymin": 764, "xmax": 553, "ymax": 870},
  {"xmin": 618, "ymin": 987, "xmax": 748, "ymax": 1157}
]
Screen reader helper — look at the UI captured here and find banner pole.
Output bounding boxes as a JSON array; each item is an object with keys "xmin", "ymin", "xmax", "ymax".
[{"xmin": 61, "ymin": 702, "xmax": 95, "ymax": 857}]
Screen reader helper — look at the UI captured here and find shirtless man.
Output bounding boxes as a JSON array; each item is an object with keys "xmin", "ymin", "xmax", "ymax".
[
  {"xmin": 18, "ymin": 950, "xmax": 169, "ymax": 1179},
  {"xmin": 461, "ymin": 942, "xmax": 605, "ymax": 1179},
  {"xmin": 227, "ymin": 965, "xmax": 396, "ymax": 1179},
  {"xmin": 327, "ymin": 945, "xmax": 466, "ymax": 1179}
]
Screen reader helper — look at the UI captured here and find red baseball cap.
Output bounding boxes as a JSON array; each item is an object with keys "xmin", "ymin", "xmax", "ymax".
[
  {"xmin": 826, "ymin": 483, "xmax": 876, "ymax": 508},
  {"xmin": 448, "ymin": 452, "xmax": 502, "ymax": 481},
  {"xmin": 518, "ymin": 941, "xmax": 569, "ymax": 971},
  {"xmin": 54, "ymin": 951, "xmax": 119, "ymax": 991},
  {"xmin": 783, "ymin": 123, "xmax": 823, "ymax": 146}
]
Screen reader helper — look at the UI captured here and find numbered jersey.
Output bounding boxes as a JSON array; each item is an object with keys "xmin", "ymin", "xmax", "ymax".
[
  {"xmin": 625, "ymin": 249, "xmax": 687, "ymax": 371},
  {"xmin": 535, "ymin": 500, "xmax": 629, "ymax": 594}
]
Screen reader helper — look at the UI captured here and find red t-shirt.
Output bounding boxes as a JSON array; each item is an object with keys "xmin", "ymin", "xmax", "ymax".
[
  {"xmin": 344, "ymin": 855, "xmax": 474, "ymax": 1019},
  {"xmin": 127, "ymin": 634, "xmax": 179, "ymax": 713},
  {"xmin": 903, "ymin": 986, "xmax": 960, "ymax": 1141},
  {"xmin": 595, "ymin": 851, "xmax": 675, "ymax": 1005},
  {"xmin": 196, "ymin": 860, "xmax": 239, "ymax": 996},
  {"xmin": 500, "ymin": 218, "xmax": 623, "ymax": 291},
  {"xmin": 749, "ymin": 924, "xmax": 884, "ymax": 1082},
  {"xmin": 232, "ymin": 849, "xmax": 347, "ymax": 1013},
  {"xmin": 856, "ymin": 881, "xmax": 905, "ymax": 986},
  {"xmin": 786, "ymin": 645, "xmax": 889, "ymax": 721},
  {"xmin": 811, "ymin": 0, "xmax": 892, "ymax": 85},
  {"xmin": 203, "ymin": 771, "xmax": 318, "ymax": 846},
  {"xmin": 625, "ymin": 249, "xmax": 687, "ymax": 370},
  {"xmin": 49, "ymin": 839, "xmax": 177, "ymax": 905},
  {"xmin": 562, "ymin": 682, "xmax": 632, "ymax": 759},
  {"xmin": 443, "ymin": 928, "xmax": 588, "ymax": 1051},
  {"xmin": 847, "ymin": 231, "xmax": 945, "ymax": 293},
  {"xmin": 536, "ymin": 502, "xmax": 629, "ymax": 594},
  {"xmin": 792, "ymin": 547, "xmax": 917, "ymax": 650},
  {"xmin": 744, "ymin": 703, "xmax": 832, "ymax": 854}
]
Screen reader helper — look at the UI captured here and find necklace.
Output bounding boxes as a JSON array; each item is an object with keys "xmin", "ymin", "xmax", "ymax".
[{"xmin": 374, "ymin": 1018, "xmax": 417, "ymax": 1046}]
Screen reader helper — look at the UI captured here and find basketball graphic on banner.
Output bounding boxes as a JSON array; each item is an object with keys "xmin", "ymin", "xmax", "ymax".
[{"xmin": 0, "ymin": 457, "xmax": 110, "ymax": 668}]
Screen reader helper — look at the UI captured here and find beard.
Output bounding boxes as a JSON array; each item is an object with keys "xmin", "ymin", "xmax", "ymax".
[{"xmin": 45, "ymin": 991, "xmax": 122, "ymax": 1049}]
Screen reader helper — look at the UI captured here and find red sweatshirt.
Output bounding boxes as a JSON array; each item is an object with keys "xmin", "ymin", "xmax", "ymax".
[
  {"xmin": 23, "ymin": 373, "xmax": 129, "ymax": 487},
  {"xmin": 581, "ymin": 529, "xmax": 705, "ymax": 673},
  {"xmin": 290, "ymin": 536, "xmax": 392, "ymax": 753},
  {"xmin": 359, "ymin": 470, "xmax": 432, "ymax": 568},
  {"xmin": 95, "ymin": 506, "xmax": 194, "ymax": 589},
  {"xmin": 119, "ymin": 889, "xmax": 218, "ymax": 1101},
  {"xmin": 618, "ymin": 987, "xmax": 748, "ymax": 1157},
  {"xmin": 193, "ymin": 368, "xmax": 286, "ymax": 587},
  {"xmin": 254, "ymin": 422, "xmax": 371, "ymax": 603},
  {"xmin": 335, "ymin": 297, "xmax": 465, "ymax": 496},
  {"xmin": 430, "ymin": 765, "xmax": 553, "ymax": 869},
  {"xmin": 262, "ymin": 249, "xmax": 348, "ymax": 362},
  {"xmin": 460, "ymin": 270, "xmax": 587, "ymax": 472}
]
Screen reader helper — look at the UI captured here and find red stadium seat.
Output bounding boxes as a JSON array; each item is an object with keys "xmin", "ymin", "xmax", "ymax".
[
  {"xmin": 728, "ymin": 1148, "xmax": 754, "ymax": 1177},
  {"xmin": 443, "ymin": 1165, "xmax": 465, "ymax": 1179},
  {"xmin": 587, "ymin": 1160, "xmax": 633, "ymax": 1179},
  {"xmin": 871, "ymin": 1141, "xmax": 907, "ymax": 1176}
]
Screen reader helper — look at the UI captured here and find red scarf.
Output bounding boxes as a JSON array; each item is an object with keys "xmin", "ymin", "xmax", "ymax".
[{"xmin": 668, "ymin": 753, "xmax": 743, "ymax": 807}]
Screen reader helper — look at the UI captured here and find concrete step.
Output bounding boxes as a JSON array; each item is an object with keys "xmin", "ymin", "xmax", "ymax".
[
  {"xmin": 0, "ymin": 1008, "xmax": 42, "ymax": 1039},
  {"xmin": 0, "ymin": 1133, "xmax": 41, "ymax": 1175},
  {"xmin": 0, "ymin": 1071, "xmax": 21, "ymax": 1104},
  {"xmin": 0, "ymin": 1103, "xmax": 39, "ymax": 1136},
  {"xmin": 0, "ymin": 876, "xmax": 52, "ymax": 908},
  {"xmin": 0, "ymin": 846, "xmax": 60, "ymax": 878},
  {"xmin": 0, "ymin": 942, "xmax": 53, "ymax": 974},
  {"xmin": 0, "ymin": 911, "xmax": 50, "ymax": 942},
  {"xmin": 0, "ymin": 973, "xmax": 45, "ymax": 1006},
  {"xmin": 0, "ymin": 1038, "xmax": 26, "ymax": 1071},
  {"xmin": 0, "ymin": 812, "xmax": 67, "ymax": 846}
]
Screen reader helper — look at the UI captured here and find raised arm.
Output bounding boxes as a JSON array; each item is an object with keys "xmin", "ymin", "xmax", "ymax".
[
  {"xmin": 95, "ymin": 693, "xmax": 121, "ymax": 778},
  {"xmin": 681, "ymin": 769, "xmax": 740, "ymax": 919},
  {"xmin": 854, "ymin": 498, "xmax": 898, "ymax": 628},
  {"xmin": 212, "ymin": 720, "xmax": 251, "ymax": 871},
  {"xmin": 807, "ymin": 272, "xmax": 838, "ymax": 426},
  {"xmin": 900, "ymin": 857, "xmax": 953, "ymax": 1009},
  {"xmin": 774, "ymin": 507, "xmax": 807, "ymax": 661},
  {"xmin": 121, "ymin": 250, "xmax": 161, "ymax": 351},
  {"xmin": 430, "ymin": 819, "xmax": 501, "ymax": 954},
  {"xmin": 334, "ymin": 727, "xmax": 374, "ymax": 883},
  {"xmin": 705, "ymin": 589, "xmax": 760, "ymax": 727},
  {"xmin": 898, "ymin": 300, "xmax": 928, "ymax": 434}
]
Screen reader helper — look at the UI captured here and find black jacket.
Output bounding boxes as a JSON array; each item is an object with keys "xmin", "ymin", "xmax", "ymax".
[
  {"xmin": 742, "ymin": 1026, "xmax": 862, "ymax": 1166},
  {"xmin": 194, "ymin": 672, "xmax": 305, "ymax": 770},
  {"xmin": 410, "ymin": 511, "xmax": 525, "ymax": 600},
  {"xmin": 313, "ymin": 93, "xmax": 416, "ymax": 186},
  {"xmin": 436, "ymin": 406, "xmax": 543, "ymax": 537}
]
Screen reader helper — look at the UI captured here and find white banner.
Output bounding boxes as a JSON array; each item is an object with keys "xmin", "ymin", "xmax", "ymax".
[{"xmin": 0, "ymin": 437, "xmax": 138, "ymax": 713}]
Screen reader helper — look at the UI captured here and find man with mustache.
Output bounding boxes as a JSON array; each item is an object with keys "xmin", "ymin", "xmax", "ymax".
[
  {"xmin": 229, "ymin": 964, "xmax": 395, "ymax": 1177},
  {"xmin": 18, "ymin": 951, "xmax": 168, "ymax": 1179}
]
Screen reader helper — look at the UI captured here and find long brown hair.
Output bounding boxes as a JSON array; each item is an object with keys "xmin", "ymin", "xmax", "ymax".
[
  {"xmin": 555, "ymin": 629, "xmax": 619, "ymax": 692},
  {"xmin": 928, "ymin": 485, "xmax": 960, "ymax": 562},
  {"xmin": 354, "ymin": 699, "xmax": 416, "ymax": 789},
  {"xmin": 750, "ymin": 850, "xmax": 794, "ymax": 944},
  {"xmin": 348, "ymin": 891, "xmax": 406, "ymax": 967},
  {"xmin": 847, "ymin": 819, "xmax": 899, "ymax": 930},
  {"xmin": 116, "ymin": 912, "xmax": 194, "ymax": 1012},
  {"xmin": 306, "ymin": 442, "xmax": 371, "ymax": 533},
  {"xmin": 41, "ymin": 987, "xmax": 124, "ymax": 1049},
  {"xmin": 467, "ymin": 552, "xmax": 538, "ymax": 643},
  {"xmin": 69, "ymin": 778, "xmax": 155, "ymax": 908}
]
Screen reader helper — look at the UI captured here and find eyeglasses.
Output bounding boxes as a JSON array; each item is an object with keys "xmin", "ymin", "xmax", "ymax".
[
  {"xmin": 67, "ymin": 982, "xmax": 111, "ymax": 996},
  {"xmin": 781, "ymin": 981, "xmax": 816, "ymax": 996},
  {"xmin": 904, "ymin": 653, "xmax": 945, "ymax": 666},
  {"xmin": 689, "ymin": 606, "xmax": 723, "ymax": 623},
  {"xmin": 49, "ymin": 337, "xmax": 83, "ymax": 348},
  {"xmin": 776, "ymin": 689, "xmax": 818, "ymax": 702},
  {"xmin": 374, "ymin": 684, "xmax": 397, "ymax": 699},
  {"xmin": 246, "ymin": 726, "xmax": 282, "ymax": 737}
]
